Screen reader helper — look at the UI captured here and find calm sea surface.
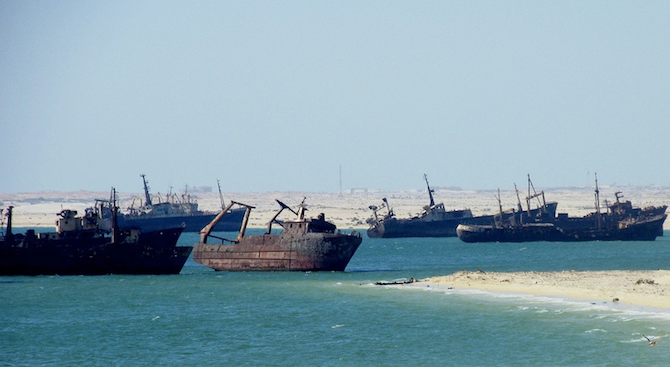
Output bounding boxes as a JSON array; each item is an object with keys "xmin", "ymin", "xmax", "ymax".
[{"xmin": 3, "ymin": 229, "xmax": 670, "ymax": 366}]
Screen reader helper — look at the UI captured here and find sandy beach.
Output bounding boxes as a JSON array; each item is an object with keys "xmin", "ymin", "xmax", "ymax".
[
  {"xmin": 418, "ymin": 270, "xmax": 670, "ymax": 311},
  {"xmin": 1, "ymin": 184, "xmax": 669, "ymax": 230}
]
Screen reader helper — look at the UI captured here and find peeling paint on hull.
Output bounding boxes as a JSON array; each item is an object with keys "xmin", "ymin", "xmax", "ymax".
[{"xmin": 193, "ymin": 232, "xmax": 362, "ymax": 271}]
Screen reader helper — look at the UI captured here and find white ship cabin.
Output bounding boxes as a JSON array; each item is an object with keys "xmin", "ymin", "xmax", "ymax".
[{"xmin": 56, "ymin": 209, "xmax": 99, "ymax": 234}]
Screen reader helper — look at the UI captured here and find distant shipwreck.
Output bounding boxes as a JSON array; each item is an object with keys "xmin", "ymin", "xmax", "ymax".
[
  {"xmin": 99, "ymin": 174, "xmax": 246, "ymax": 232},
  {"xmin": 456, "ymin": 175, "xmax": 667, "ymax": 243},
  {"xmin": 366, "ymin": 174, "xmax": 557, "ymax": 238}
]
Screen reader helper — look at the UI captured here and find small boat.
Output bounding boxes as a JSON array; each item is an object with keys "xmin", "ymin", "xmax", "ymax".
[
  {"xmin": 193, "ymin": 199, "xmax": 363, "ymax": 271},
  {"xmin": 100, "ymin": 175, "xmax": 246, "ymax": 232},
  {"xmin": 0, "ymin": 190, "xmax": 191, "ymax": 276}
]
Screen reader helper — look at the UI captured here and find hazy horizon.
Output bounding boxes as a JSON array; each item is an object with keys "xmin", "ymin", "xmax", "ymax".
[
  {"xmin": 2, "ymin": 178, "xmax": 668, "ymax": 196},
  {"xmin": 3, "ymin": 1, "xmax": 669, "ymax": 194}
]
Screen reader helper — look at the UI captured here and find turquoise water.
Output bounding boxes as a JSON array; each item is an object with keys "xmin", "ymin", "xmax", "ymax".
[{"xmin": 2, "ymin": 230, "xmax": 670, "ymax": 366}]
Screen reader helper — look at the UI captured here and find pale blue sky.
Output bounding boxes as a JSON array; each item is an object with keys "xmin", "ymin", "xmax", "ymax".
[{"xmin": 2, "ymin": 1, "xmax": 669, "ymax": 194}]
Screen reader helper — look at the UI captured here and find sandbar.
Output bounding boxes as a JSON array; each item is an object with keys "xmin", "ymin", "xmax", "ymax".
[{"xmin": 420, "ymin": 270, "xmax": 670, "ymax": 311}]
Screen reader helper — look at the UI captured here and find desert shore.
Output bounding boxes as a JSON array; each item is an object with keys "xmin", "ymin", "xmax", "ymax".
[
  {"xmin": 418, "ymin": 270, "xmax": 670, "ymax": 311},
  {"xmin": 1, "ymin": 184, "xmax": 669, "ymax": 230}
]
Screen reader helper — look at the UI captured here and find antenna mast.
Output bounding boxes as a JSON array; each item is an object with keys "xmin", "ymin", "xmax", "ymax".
[
  {"xmin": 217, "ymin": 179, "xmax": 225, "ymax": 210},
  {"xmin": 141, "ymin": 174, "xmax": 152, "ymax": 206},
  {"xmin": 594, "ymin": 173, "xmax": 602, "ymax": 231},
  {"xmin": 514, "ymin": 183, "xmax": 522, "ymax": 213},
  {"xmin": 494, "ymin": 188, "xmax": 504, "ymax": 227},
  {"xmin": 424, "ymin": 174, "xmax": 435, "ymax": 207}
]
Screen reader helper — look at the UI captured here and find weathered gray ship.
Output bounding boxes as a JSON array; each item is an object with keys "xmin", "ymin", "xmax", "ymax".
[{"xmin": 101, "ymin": 175, "xmax": 245, "ymax": 232}]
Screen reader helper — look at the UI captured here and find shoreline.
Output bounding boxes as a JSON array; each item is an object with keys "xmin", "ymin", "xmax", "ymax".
[
  {"xmin": 2, "ymin": 186, "xmax": 670, "ymax": 230},
  {"xmin": 417, "ymin": 270, "xmax": 670, "ymax": 311}
]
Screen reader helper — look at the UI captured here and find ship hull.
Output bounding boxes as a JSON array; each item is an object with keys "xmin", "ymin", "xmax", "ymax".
[
  {"xmin": 456, "ymin": 214, "xmax": 667, "ymax": 243},
  {"xmin": 456, "ymin": 223, "xmax": 559, "ymax": 243},
  {"xmin": 115, "ymin": 207, "xmax": 247, "ymax": 232},
  {"xmin": 368, "ymin": 203, "xmax": 558, "ymax": 238},
  {"xmin": 367, "ymin": 215, "xmax": 494, "ymax": 238},
  {"xmin": 559, "ymin": 214, "xmax": 667, "ymax": 242},
  {"xmin": 193, "ymin": 233, "xmax": 362, "ymax": 271},
  {"xmin": 0, "ymin": 228, "xmax": 191, "ymax": 276}
]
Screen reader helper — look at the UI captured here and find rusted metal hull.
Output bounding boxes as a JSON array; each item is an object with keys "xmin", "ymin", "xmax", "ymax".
[{"xmin": 193, "ymin": 232, "xmax": 362, "ymax": 271}]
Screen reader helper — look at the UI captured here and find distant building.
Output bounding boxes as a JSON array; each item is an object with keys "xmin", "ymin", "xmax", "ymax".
[{"xmin": 191, "ymin": 186, "xmax": 213, "ymax": 193}]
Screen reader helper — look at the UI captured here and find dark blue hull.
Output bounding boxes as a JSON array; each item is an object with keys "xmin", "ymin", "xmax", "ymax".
[
  {"xmin": 457, "ymin": 214, "xmax": 667, "ymax": 243},
  {"xmin": 0, "ymin": 227, "xmax": 191, "ymax": 276},
  {"xmin": 117, "ymin": 207, "xmax": 247, "ymax": 232},
  {"xmin": 367, "ymin": 215, "xmax": 494, "ymax": 238}
]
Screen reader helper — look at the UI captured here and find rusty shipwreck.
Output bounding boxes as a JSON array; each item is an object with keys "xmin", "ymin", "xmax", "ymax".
[
  {"xmin": 0, "ymin": 190, "xmax": 191, "ymax": 276},
  {"xmin": 456, "ymin": 175, "xmax": 667, "ymax": 243},
  {"xmin": 193, "ymin": 199, "xmax": 363, "ymax": 271}
]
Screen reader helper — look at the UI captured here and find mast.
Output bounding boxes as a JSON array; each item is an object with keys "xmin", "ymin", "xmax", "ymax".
[
  {"xmin": 526, "ymin": 174, "xmax": 547, "ymax": 215},
  {"xmin": 514, "ymin": 183, "xmax": 523, "ymax": 213},
  {"xmin": 297, "ymin": 197, "xmax": 307, "ymax": 220},
  {"xmin": 141, "ymin": 174, "xmax": 152, "ymax": 206},
  {"xmin": 424, "ymin": 174, "xmax": 435, "ymax": 207},
  {"xmin": 494, "ymin": 189, "xmax": 504, "ymax": 227},
  {"xmin": 514, "ymin": 183, "xmax": 523, "ymax": 225},
  {"xmin": 111, "ymin": 188, "xmax": 120, "ymax": 244},
  {"xmin": 594, "ymin": 173, "xmax": 602, "ymax": 231},
  {"xmin": 527, "ymin": 174, "xmax": 532, "ymax": 214},
  {"xmin": 4, "ymin": 206, "xmax": 14, "ymax": 243},
  {"xmin": 217, "ymin": 179, "xmax": 226, "ymax": 210},
  {"xmin": 183, "ymin": 184, "xmax": 189, "ymax": 204}
]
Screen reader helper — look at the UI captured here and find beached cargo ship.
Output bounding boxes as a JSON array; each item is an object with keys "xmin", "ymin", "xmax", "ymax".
[{"xmin": 193, "ymin": 199, "xmax": 362, "ymax": 271}]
